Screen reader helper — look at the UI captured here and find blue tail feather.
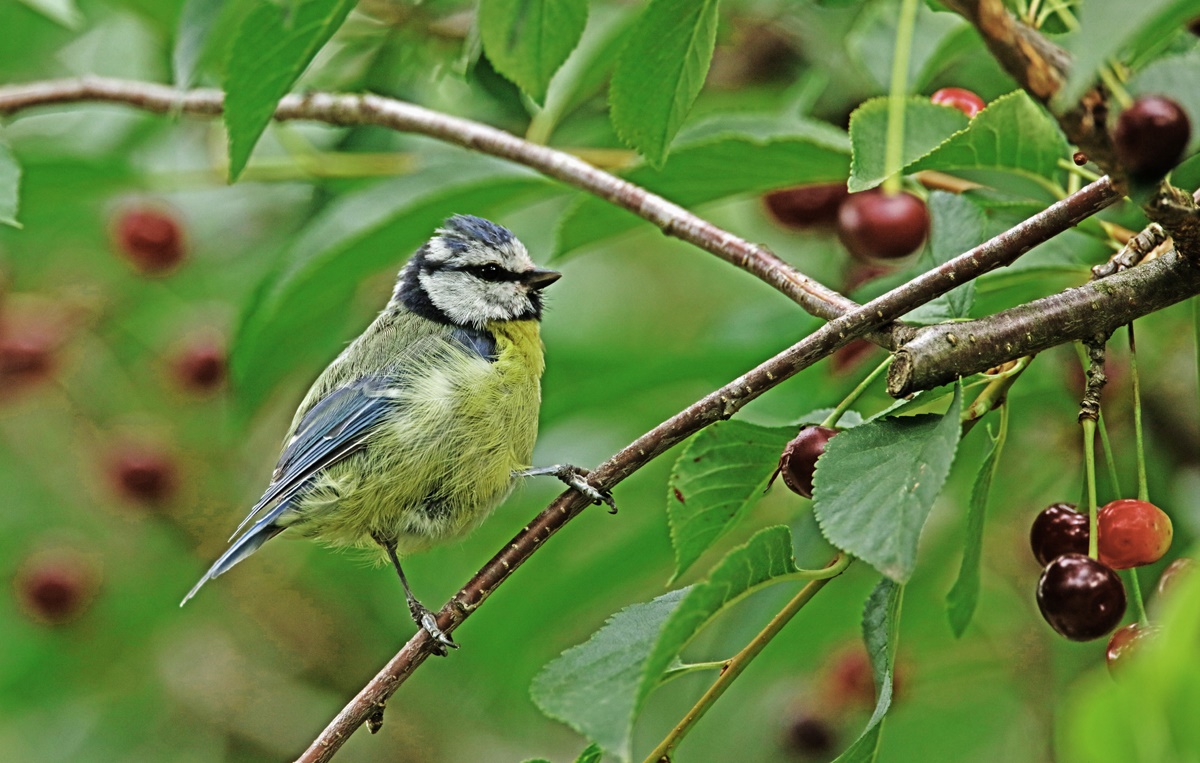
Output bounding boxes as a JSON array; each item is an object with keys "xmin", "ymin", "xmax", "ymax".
[{"xmin": 180, "ymin": 521, "xmax": 285, "ymax": 606}]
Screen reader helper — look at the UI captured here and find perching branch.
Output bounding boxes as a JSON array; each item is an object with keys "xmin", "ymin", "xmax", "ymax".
[
  {"xmin": 887, "ymin": 243, "xmax": 1200, "ymax": 396},
  {"xmin": 0, "ymin": 76, "xmax": 896, "ymax": 345},
  {"xmin": 295, "ymin": 175, "xmax": 1119, "ymax": 763}
]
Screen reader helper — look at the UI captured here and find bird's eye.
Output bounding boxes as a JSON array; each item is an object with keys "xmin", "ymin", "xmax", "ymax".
[{"xmin": 468, "ymin": 263, "xmax": 507, "ymax": 281}]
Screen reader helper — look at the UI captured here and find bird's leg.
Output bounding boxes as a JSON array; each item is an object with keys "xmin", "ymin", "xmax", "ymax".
[
  {"xmin": 374, "ymin": 534, "xmax": 458, "ymax": 655},
  {"xmin": 514, "ymin": 464, "xmax": 617, "ymax": 514}
]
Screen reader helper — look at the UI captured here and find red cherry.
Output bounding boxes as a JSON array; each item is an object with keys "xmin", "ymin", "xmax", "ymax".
[
  {"xmin": 172, "ymin": 340, "xmax": 226, "ymax": 393},
  {"xmin": 108, "ymin": 446, "xmax": 179, "ymax": 506},
  {"xmin": 930, "ymin": 87, "xmax": 985, "ymax": 118},
  {"xmin": 763, "ymin": 184, "xmax": 848, "ymax": 229},
  {"xmin": 775, "ymin": 426, "xmax": 839, "ymax": 499},
  {"xmin": 1029, "ymin": 502, "xmax": 1089, "ymax": 566},
  {"xmin": 1097, "ymin": 498, "xmax": 1172, "ymax": 569},
  {"xmin": 13, "ymin": 552, "xmax": 97, "ymax": 625},
  {"xmin": 1105, "ymin": 622, "xmax": 1159, "ymax": 674},
  {"xmin": 836, "ymin": 190, "xmax": 929, "ymax": 261},
  {"xmin": 1036, "ymin": 553, "xmax": 1126, "ymax": 641},
  {"xmin": 1113, "ymin": 96, "xmax": 1191, "ymax": 183},
  {"xmin": 112, "ymin": 205, "xmax": 187, "ymax": 275}
]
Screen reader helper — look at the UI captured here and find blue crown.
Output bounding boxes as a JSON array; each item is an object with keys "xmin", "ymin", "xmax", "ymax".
[{"xmin": 440, "ymin": 215, "xmax": 514, "ymax": 250}]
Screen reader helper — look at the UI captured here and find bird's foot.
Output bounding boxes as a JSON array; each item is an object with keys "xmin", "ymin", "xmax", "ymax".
[
  {"xmin": 409, "ymin": 600, "xmax": 458, "ymax": 655},
  {"xmin": 517, "ymin": 464, "xmax": 617, "ymax": 514}
]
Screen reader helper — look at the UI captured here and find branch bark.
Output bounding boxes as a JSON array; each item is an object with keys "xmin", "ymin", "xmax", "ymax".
[{"xmin": 887, "ymin": 244, "xmax": 1200, "ymax": 395}]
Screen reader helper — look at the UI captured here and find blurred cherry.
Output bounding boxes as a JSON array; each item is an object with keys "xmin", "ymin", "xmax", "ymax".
[
  {"xmin": 14, "ymin": 550, "xmax": 98, "ymax": 625},
  {"xmin": 112, "ymin": 204, "xmax": 187, "ymax": 275},
  {"xmin": 1106, "ymin": 622, "xmax": 1159, "ymax": 675},
  {"xmin": 1113, "ymin": 96, "xmax": 1191, "ymax": 183},
  {"xmin": 108, "ymin": 444, "xmax": 179, "ymax": 507},
  {"xmin": 764, "ymin": 184, "xmax": 849, "ymax": 230},
  {"xmin": 172, "ymin": 338, "xmax": 226, "ymax": 394}
]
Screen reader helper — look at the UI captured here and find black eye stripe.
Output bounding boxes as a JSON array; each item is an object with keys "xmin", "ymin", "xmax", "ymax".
[{"xmin": 452, "ymin": 263, "xmax": 523, "ymax": 282}]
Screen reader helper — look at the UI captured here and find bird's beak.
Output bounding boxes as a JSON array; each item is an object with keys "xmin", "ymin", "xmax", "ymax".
[{"xmin": 522, "ymin": 268, "xmax": 562, "ymax": 290}]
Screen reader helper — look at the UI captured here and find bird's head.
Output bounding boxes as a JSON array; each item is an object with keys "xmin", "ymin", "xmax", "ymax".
[{"xmin": 393, "ymin": 215, "xmax": 560, "ymax": 329}]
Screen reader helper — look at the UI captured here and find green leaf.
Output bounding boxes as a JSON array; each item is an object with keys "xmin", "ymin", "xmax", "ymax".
[
  {"xmin": 847, "ymin": 97, "xmax": 969, "ymax": 192},
  {"xmin": 0, "ymin": 143, "xmax": 21, "ymax": 229},
  {"xmin": 223, "ymin": 0, "xmax": 356, "ymax": 181},
  {"xmin": 173, "ymin": 0, "xmax": 225, "ymax": 88},
  {"xmin": 813, "ymin": 383, "xmax": 963, "ymax": 582},
  {"xmin": 906, "ymin": 91, "xmax": 1070, "ymax": 195},
  {"xmin": 667, "ymin": 420, "xmax": 796, "ymax": 582},
  {"xmin": 231, "ymin": 161, "xmax": 553, "ymax": 419},
  {"xmin": 16, "ymin": 0, "xmax": 81, "ymax": 28},
  {"xmin": 946, "ymin": 410, "xmax": 1007, "ymax": 637},
  {"xmin": 533, "ymin": 526, "xmax": 806, "ymax": 760},
  {"xmin": 575, "ymin": 743, "xmax": 603, "ymax": 763},
  {"xmin": 904, "ymin": 191, "xmax": 985, "ymax": 324},
  {"xmin": 531, "ymin": 588, "xmax": 687, "ymax": 761},
  {"xmin": 833, "ymin": 578, "xmax": 904, "ymax": 763},
  {"xmin": 1059, "ymin": 0, "xmax": 1199, "ymax": 107},
  {"xmin": 479, "ymin": 0, "xmax": 588, "ymax": 104},
  {"xmin": 847, "ymin": 0, "xmax": 965, "ymax": 91},
  {"xmin": 556, "ymin": 126, "xmax": 850, "ymax": 257},
  {"xmin": 608, "ymin": 0, "xmax": 721, "ymax": 167}
]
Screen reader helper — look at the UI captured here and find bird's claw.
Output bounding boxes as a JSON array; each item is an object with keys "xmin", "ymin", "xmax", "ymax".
[
  {"xmin": 564, "ymin": 470, "xmax": 617, "ymax": 514},
  {"xmin": 409, "ymin": 602, "xmax": 458, "ymax": 655}
]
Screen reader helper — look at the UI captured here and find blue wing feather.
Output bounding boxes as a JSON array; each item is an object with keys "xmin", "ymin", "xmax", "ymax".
[{"xmin": 228, "ymin": 374, "xmax": 400, "ymax": 539}]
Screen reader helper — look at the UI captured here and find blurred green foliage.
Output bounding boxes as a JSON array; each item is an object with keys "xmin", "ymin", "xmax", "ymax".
[{"xmin": 1, "ymin": 1, "xmax": 1199, "ymax": 762}]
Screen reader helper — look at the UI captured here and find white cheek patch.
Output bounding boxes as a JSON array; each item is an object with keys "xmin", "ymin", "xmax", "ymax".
[{"xmin": 418, "ymin": 270, "xmax": 532, "ymax": 327}]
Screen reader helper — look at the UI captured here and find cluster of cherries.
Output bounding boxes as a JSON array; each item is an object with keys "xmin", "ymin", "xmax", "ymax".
[
  {"xmin": 762, "ymin": 87, "xmax": 987, "ymax": 264},
  {"xmin": 1031, "ymin": 499, "xmax": 1173, "ymax": 647}
]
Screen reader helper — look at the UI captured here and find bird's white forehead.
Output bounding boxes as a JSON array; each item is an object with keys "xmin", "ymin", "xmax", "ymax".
[{"xmin": 423, "ymin": 236, "xmax": 535, "ymax": 271}]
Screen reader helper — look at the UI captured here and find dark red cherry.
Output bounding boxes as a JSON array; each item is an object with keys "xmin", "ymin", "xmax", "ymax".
[
  {"xmin": 775, "ymin": 426, "xmax": 838, "ymax": 499},
  {"xmin": 836, "ymin": 190, "xmax": 929, "ymax": 261},
  {"xmin": 1030, "ymin": 502, "xmax": 1089, "ymax": 566},
  {"xmin": 1036, "ymin": 553, "xmax": 1126, "ymax": 641},
  {"xmin": 1113, "ymin": 96, "xmax": 1191, "ymax": 183},
  {"xmin": 172, "ymin": 339, "xmax": 226, "ymax": 393},
  {"xmin": 763, "ymin": 184, "xmax": 848, "ymax": 229}
]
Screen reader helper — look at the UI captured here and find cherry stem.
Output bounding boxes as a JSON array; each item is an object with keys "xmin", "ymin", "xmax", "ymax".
[
  {"xmin": 642, "ymin": 557, "xmax": 851, "ymax": 763},
  {"xmin": 822, "ymin": 356, "xmax": 892, "ymax": 428},
  {"xmin": 882, "ymin": 0, "xmax": 920, "ymax": 196},
  {"xmin": 1128, "ymin": 567, "xmax": 1149, "ymax": 626},
  {"xmin": 1128, "ymin": 324, "xmax": 1149, "ymax": 503},
  {"xmin": 1082, "ymin": 416, "xmax": 1099, "ymax": 559},
  {"xmin": 1096, "ymin": 411, "xmax": 1123, "ymax": 500}
]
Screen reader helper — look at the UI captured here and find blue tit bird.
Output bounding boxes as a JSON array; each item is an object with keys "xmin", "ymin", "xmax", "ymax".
[{"xmin": 181, "ymin": 215, "xmax": 611, "ymax": 651}]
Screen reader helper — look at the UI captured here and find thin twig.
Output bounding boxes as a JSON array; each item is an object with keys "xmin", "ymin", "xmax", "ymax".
[{"xmin": 642, "ymin": 558, "xmax": 851, "ymax": 763}]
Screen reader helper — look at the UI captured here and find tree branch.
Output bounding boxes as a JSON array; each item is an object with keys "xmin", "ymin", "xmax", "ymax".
[
  {"xmin": 0, "ymin": 76, "xmax": 900, "ymax": 345},
  {"xmin": 887, "ymin": 243, "xmax": 1200, "ymax": 395},
  {"xmin": 295, "ymin": 175, "xmax": 1119, "ymax": 763}
]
